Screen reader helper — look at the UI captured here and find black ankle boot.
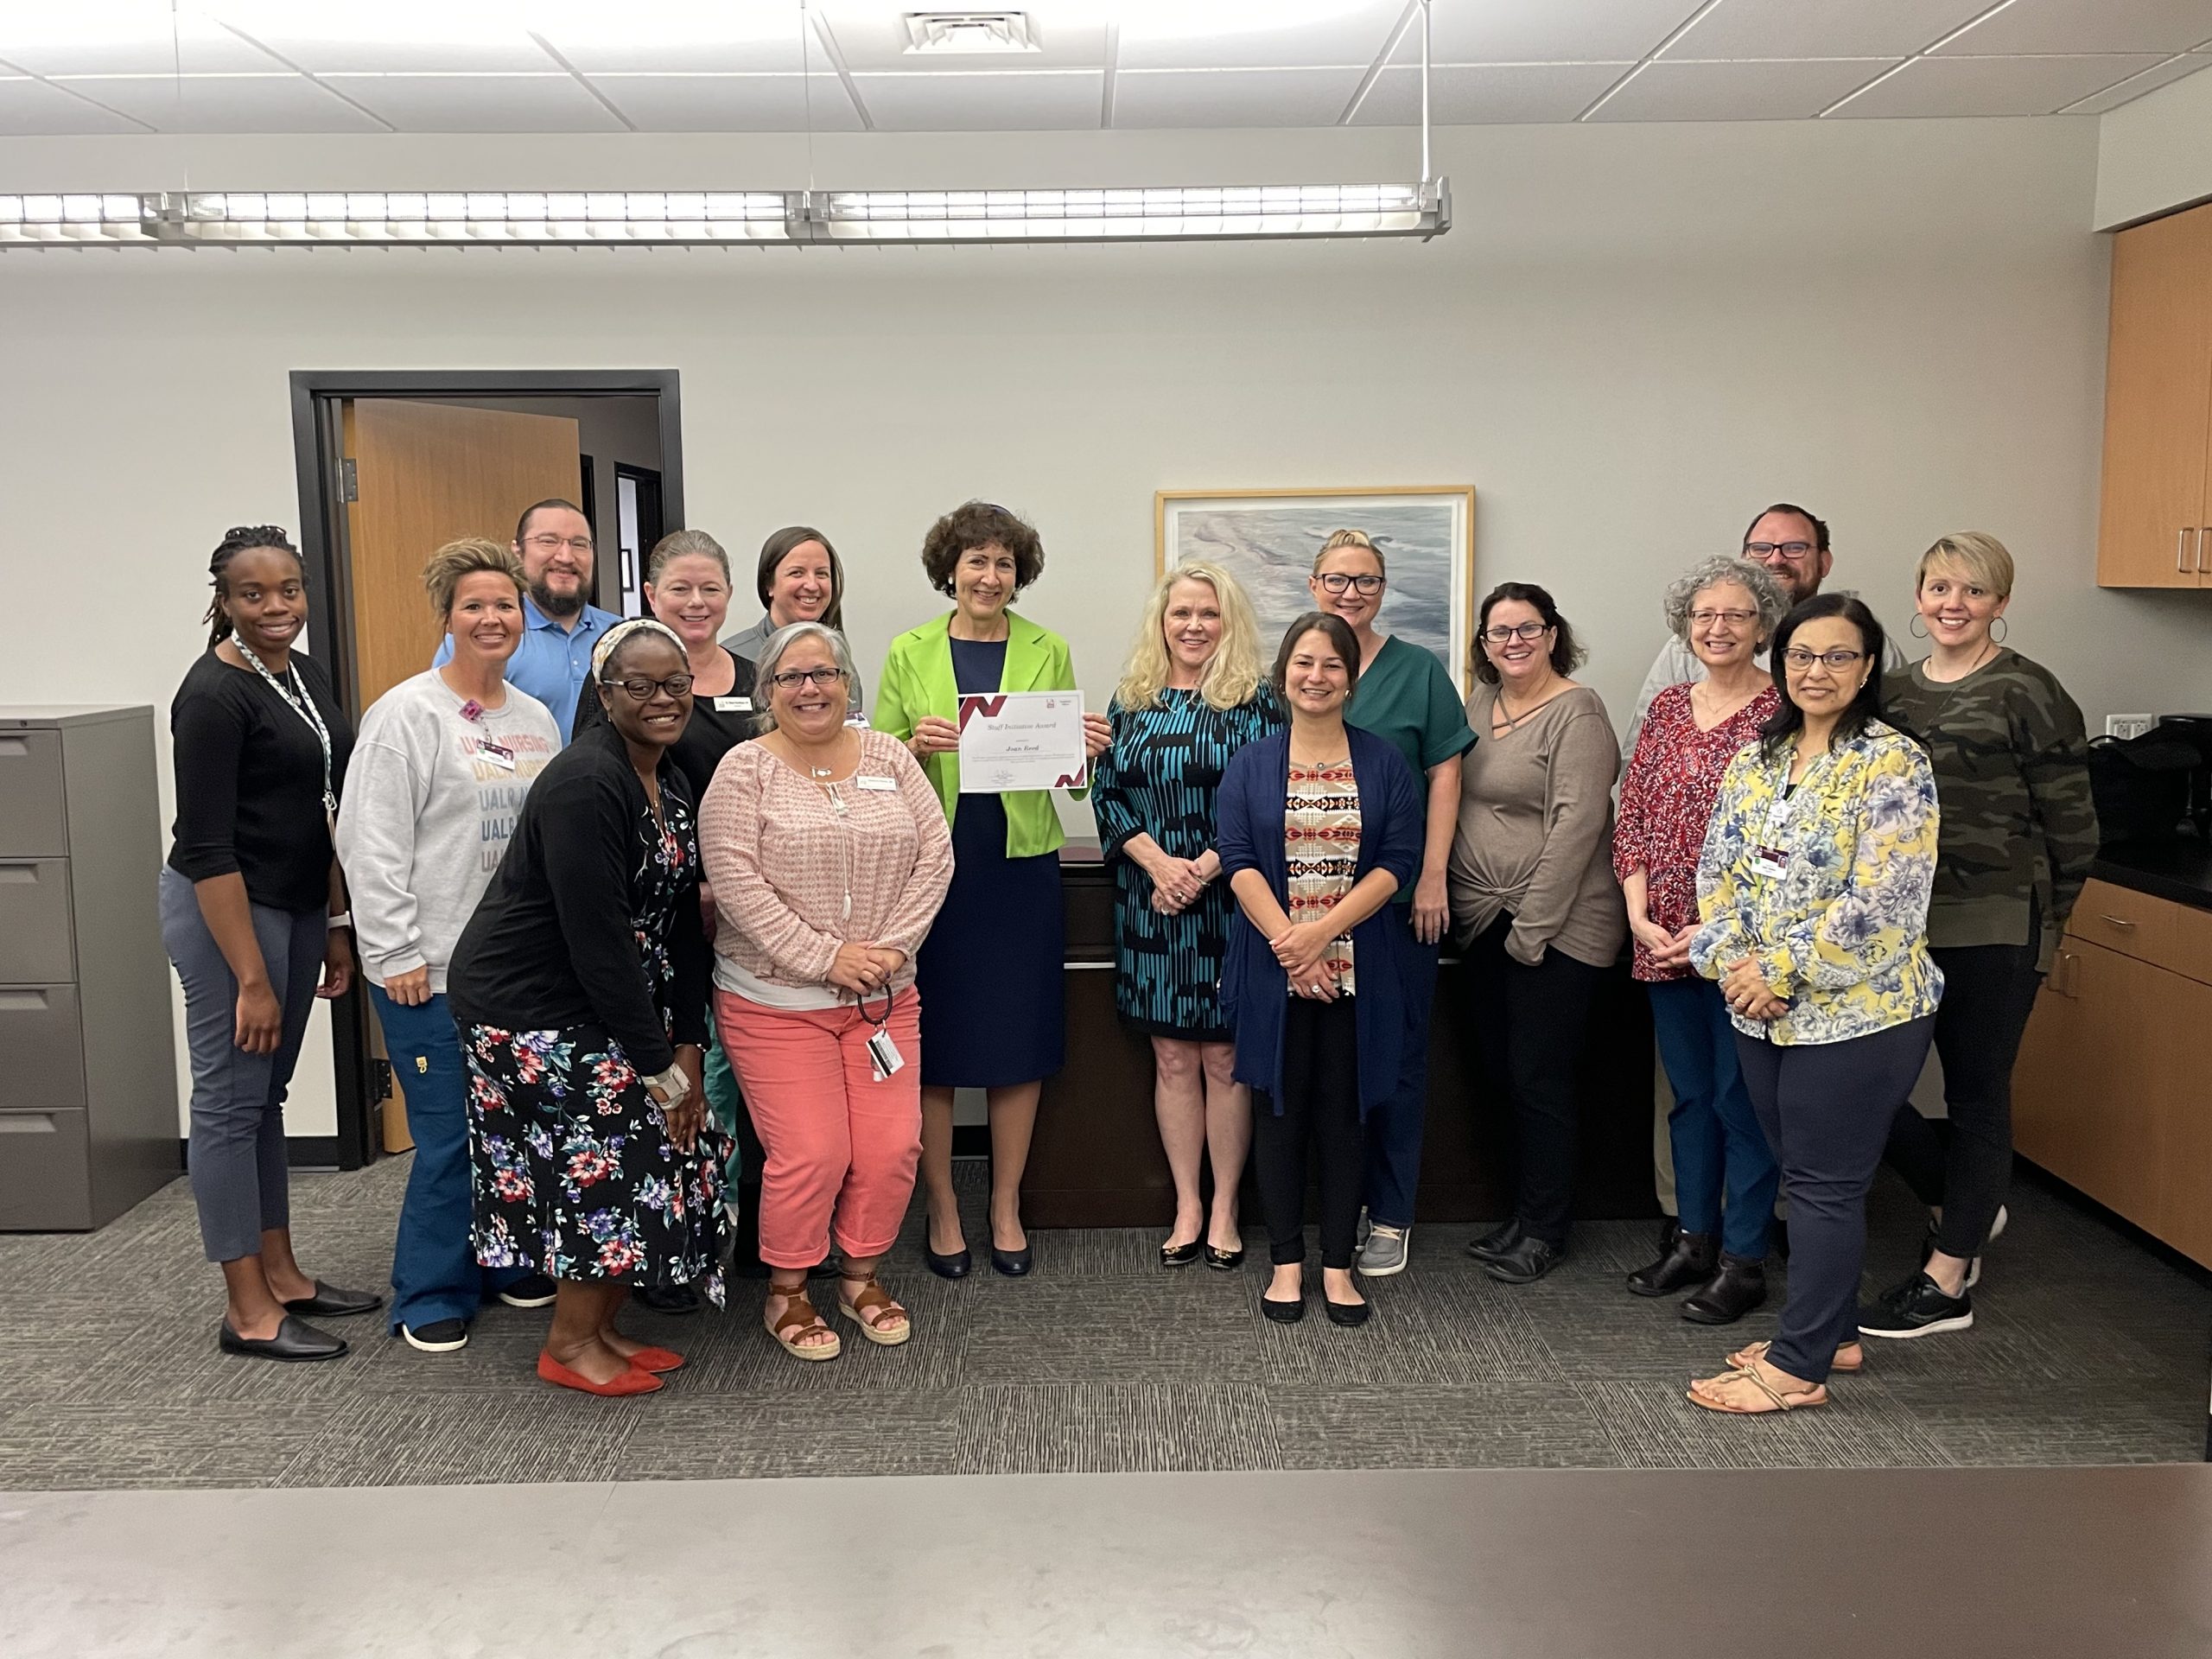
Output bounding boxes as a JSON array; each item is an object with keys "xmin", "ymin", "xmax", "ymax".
[
  {"xmin": 1625, "ymin": 1223, "xmax": 1716, "ymax": 1298},
  {"xmin": 1681, "ymin": 1252, "xmax": 1767, "ymax": 1325}
]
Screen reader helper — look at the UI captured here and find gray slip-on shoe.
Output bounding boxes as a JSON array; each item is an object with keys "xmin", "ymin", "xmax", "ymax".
[{"xmin": 1357, "ymin": 1224, "xmax": 1409, "ymax": 1278}]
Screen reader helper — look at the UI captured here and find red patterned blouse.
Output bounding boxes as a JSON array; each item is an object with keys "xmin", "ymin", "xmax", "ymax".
[{"xmin": 1611, "ymin": 680, "xmax": 1779, "ymax": 982}]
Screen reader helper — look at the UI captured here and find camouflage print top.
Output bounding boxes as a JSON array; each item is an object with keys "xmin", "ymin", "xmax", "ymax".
[{"xmin": 1882, "ymin": 647, "xmax": 2097, "ymax": 966}]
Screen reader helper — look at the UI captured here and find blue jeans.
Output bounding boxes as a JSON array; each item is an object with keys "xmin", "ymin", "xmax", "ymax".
[
  {"xmin": 1649, "ymin": 976, "xmax": 1777, "ymax": 1262},
  {"xmin": 1362, "ymin": 909, "xmax": 1436, "ymax": 1230},
  {"xmin": 371, "ymin": 987, "xmax": 526, "ymax": 1332}
]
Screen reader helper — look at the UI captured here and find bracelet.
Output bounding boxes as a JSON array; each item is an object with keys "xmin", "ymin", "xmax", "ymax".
[{"xmin": 327, "ymin": 911, "xmax": 352, "ymax": 931}]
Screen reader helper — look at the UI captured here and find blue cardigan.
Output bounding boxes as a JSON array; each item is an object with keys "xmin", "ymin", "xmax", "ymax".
[{"xmin": 1216, "ymin": 725, "xmax": 1424, "ymax": 1116}]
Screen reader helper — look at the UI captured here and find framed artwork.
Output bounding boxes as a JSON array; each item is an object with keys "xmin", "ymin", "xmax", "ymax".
[{"xmin": 1155, "ymin": 486, "xmax": 1477, "ymax": 689}]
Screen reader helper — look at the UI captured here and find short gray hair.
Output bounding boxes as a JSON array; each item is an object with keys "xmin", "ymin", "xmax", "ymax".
[
  {"xmin": 1662, "ymin": 556, "xmax": 1787, "ymax": 645},
  {"xmin": 753, "ymin": 620, "xmax": 857, "ymax": 732}
]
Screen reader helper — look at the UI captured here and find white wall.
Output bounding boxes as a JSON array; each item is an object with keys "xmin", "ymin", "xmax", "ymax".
[
  {"xmin": 6, "ymin": 118, "xmax": 2209, "ymax": 1137},
  {"xmin": 2096, "ymin": 61, "xmax": 2212, "ymax": 229}
]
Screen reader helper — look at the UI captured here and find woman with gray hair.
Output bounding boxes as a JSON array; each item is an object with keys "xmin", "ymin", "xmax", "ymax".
[
  {"xmin": 699, "ymin": 622, "xmax": 955, "ymax": 1361},
  {"xmin": 1612, "ymin": 555, "xmax": 1786, "ymax": 1322}
]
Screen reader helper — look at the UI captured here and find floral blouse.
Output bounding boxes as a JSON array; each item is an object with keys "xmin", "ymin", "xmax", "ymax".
[
  {"xmin": 1613, "ymin": 682, "xmax": 1778, "ymax": 983},
  {"xmin": 1690, "ymin": 719, "xmax": 1943, "ymax": 1046}
]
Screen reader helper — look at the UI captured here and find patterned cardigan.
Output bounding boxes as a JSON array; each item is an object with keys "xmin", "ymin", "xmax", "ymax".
[{"xmin": 1690, "ymin": 719, "xmax": 1943, "ymax": 1046}]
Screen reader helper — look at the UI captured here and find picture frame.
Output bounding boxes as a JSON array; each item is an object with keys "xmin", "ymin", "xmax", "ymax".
[{"xmin": 1155, "ymin": 486, "xmax": 1477, "ymax": 690}]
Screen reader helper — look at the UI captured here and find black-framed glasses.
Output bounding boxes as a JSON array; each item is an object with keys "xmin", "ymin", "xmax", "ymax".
[
  {"xmin": 1780, "ymin": 648, "xmax": 1864, "ymax": 671},
  {"xmin": 769, "ymin": 666, "xmax": 850, "ymax": 690},
  {"xmin": 1745, "ymin": 540, "xmax": 1815, "ymax": 561},
  {"xmin": 606, "ymin": 673, "xmax": 694, "ymax": 701},
  {"xmin": 1481, "ymin": 621, "xmax": 1553, "ymax": 645},
  {"xmin": 1317, "ymin": 573, "xmax": 1384, "ymax": 596}
]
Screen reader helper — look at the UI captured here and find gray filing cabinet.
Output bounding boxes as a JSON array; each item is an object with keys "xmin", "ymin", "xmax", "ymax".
[{"xmin": 0, "ymin": 704, "xmax": 180, "ymax": 1229}]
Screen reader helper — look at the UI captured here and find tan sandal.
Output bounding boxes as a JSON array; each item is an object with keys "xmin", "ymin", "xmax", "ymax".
[
  {"xmin": 1729, "ymin": 1338, "xmax": 1862, "ymax": 1375},
  {"xmin": 1688, "ymin": 1361, "xmax": 1828, "ymax": 1414},
  {"xmin": 837, "ymin": 1273, "xmax": 912, "ymax": 1347},
  {"xmin": 766, "ymin": 1286, "xmax": 841, "ymax": 1362}
]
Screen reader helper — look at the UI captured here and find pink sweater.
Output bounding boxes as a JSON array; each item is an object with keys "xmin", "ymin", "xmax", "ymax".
[{"xmin": 698, "ymin": 729, "xmax": 955, "ymax": 1001}]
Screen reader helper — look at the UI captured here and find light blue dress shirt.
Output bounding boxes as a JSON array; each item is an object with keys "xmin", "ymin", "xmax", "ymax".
[{"xmin": 433, "ymin": 594, "xmax": 620, "ymax": 744}]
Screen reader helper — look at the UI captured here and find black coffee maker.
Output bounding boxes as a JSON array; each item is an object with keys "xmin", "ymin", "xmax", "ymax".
[{"xmin": 2088, "ymin": 714, "xmax": 2212, "ymax": 846}]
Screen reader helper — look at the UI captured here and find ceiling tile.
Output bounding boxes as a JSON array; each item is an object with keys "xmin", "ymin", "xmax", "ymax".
[
  {"xmin": 816, "ymin": 3, "xmax": 1109, "ymax": 73},
  {"xmin": 1663, "ymin": 0, "xmax": 1996, "ymax": 60},
  {"xmin": 2061, "ymin": 51, "xmax": 2212, "ymax": 111},
  {"xmin": 1112, "ymin": 65, "xmax": 1365, "ymax": 127},
  {"xmin": 587, "ymin": 73, "xmax": 862, "ymax": 131},
  {"xmin": 321, "ymin": 72, "xmax": 626, "ymax": 132},
  {"xmin": 1833, "ymin": 51, "xmax": 2169, "ymax": 114},
  {"xmin": 1934, "ymin": 0, "xmax": 2212, "ymax": 56},
  {"xmin": 853, "ymin": 69, "xmax": 1104, "ymax": 130},
  {"xmin": 0, "ymin": 4, "xmax": 280, "ymax": 76},
  {"xmin": 1353, "ymin": 60, "xmax": 1632, "ymax": 124},
  {"xmin": 48, "ymin": 72, "xmax": 388, "ymax": 131},
  {"xmin": 1425, "ymin": 0, "xmax": 1709, "ymax": 63},
  {"xmin": 0, "ymin": 75, "xmax": 149, "ymax": 134},
  {"xmin": 1113, "ymin": 0, "xmax": 1405, "ymax": 72},
  {"xmin": 1590, "ymin": 56, "xmax": 1897, "ymax": 120},
  {"xmin": 204, "ymin": 4, "xmax": 556, "ymax": 73},
  {"xmin": 534, "ymin": 12, "xmax": 810, "ymax": 75}
]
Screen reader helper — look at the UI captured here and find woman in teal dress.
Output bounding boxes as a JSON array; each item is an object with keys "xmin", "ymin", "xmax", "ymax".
[{"xmin": 1093, "ymin": 562, "xmax": 1282, "ymax": 1270}]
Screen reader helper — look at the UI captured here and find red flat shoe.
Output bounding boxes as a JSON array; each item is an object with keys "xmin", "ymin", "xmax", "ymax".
[
  {"xmin": 537, "ymin": 1351, "xmax": 663, "ymax": 1396},
  {"xmin": 625, "ymin": 1344, "xmax": 684, "ymax": 1374}
]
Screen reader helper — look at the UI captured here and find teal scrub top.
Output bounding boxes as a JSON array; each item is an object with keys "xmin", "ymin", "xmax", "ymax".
[{"xmin": 1346, "ymin": 634, "xmax": 1476, "ymax": 900}]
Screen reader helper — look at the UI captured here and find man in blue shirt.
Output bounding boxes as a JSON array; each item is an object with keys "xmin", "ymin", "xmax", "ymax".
[{"xmin": 433, "ymin": 498, "xmax": 620, "ymax": 744}]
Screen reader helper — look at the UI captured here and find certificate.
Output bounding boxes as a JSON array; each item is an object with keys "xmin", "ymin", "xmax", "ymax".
[{"xmin": 957, "ymin": 691, "xmax": 1088, "ymax": 793}]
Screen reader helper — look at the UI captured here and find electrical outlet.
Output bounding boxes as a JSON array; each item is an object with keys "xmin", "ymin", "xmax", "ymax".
[{"xmin": 2106, "ymin": 713, "xmax": 2156, "ymax": 741}]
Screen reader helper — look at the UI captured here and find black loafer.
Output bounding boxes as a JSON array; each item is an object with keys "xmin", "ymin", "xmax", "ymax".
[
  {"xmin": 1466, "ymin": 1218, "xmax": 1524, "ymax": 1263},
  {"xmin": 924, "ymin": 1242, "xmax": 972, "ymax": 1280},
  {"xmin": 1204, "ymin": 1244, "xmax": 1245, "ymax": 1271},
  {"xmin": 990, "ymin": 1243, "xmax": 1033, "ymax": 1277},
  {"xmin": 1261, "ymin": 1293, "xmax": 1305, "ymax": 1324},
  {"xmin": 220, "ymin": 1314, "xmax": 348, "ymax": 1362},
  {"xmin": 1324, "ymin": 1295, "xmax": 1371, "ymax": 1327},
  {"xmin": 1484, "ymin": 1236, "xmax": 1565, "ymax": 1285},
  {"xmin": 281, "ymin": 1280, "xmax": 385, "ymax": 1318},
  {"xmin": 1160, "ymin": 1239, "xmax": 1202, "ymax": 1268},
  {"xmin": 1681, "ymin": 1253, "xmax": 1767, "ymax": 1325}
]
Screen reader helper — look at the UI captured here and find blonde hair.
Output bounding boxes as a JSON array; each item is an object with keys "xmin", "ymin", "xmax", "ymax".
[
  {"xmin": 423, "ymin": 537, "xmax": 524, "ymax": 623},
  {"xmin": 1313, "ymin": 527, "xmax": 1386, "ymax": 577},
  {"xmin": 1116, "ymin": 563, "xmax": 1264, "ymax": 712},
  {"xmin": 1917, "ymin": 532, "xmax": 2014, "ymax": 600}
]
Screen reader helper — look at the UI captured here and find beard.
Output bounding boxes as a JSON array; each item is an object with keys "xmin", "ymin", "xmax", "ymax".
[{"xmin": 531, "ymin": 576, "xmax": 585, "ymax": 620}]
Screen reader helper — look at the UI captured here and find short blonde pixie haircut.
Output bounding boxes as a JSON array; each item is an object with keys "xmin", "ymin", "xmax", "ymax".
[
  {"xmin": 1917, "ymin": 531, "xmax": 2014, "ymax": 599},
  {"xmin": 1313, "ymin": 526, "xmax": 1385, "ymax": 575},
  {"xmin": 1116, "ymin": 561, "xmax": 1265, "ymax": 712},
  {"xmin": 423, "ymin": 537, "xmax": 526, "ymax": 621}
]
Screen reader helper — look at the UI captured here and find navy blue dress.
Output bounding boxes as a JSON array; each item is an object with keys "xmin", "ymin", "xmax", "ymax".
[
  {"xmin": 914, "ymin": 638, "xmax": 1067, "ymax": 1088},
  {"xmin": 1092, "ymin": 690, "xmax": 1284, "ymax": 1039}
]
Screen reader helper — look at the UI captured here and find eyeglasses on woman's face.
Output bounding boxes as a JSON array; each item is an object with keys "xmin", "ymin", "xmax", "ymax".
[
  {"xmin": 1316, "ymin": 572, "xmax": 1384, "ymax": 596},
  {"xmin": 769, "ymin": 666, "xmax": 849, "ymax": 691},
  {"xmin": 1689, "ymin": 607, "xmax": 1758, "ymax": 629},
  {"xmin": 1780, "ymin": 647, "xmax": 1865, "ymax": 671},
  {"xmin": 1481, "ymin": 620, "xmax": 1553, "ymax": 645},
  {"xmin": 606, "ymin": 672, "xmax": 695, "ymax": 700}
]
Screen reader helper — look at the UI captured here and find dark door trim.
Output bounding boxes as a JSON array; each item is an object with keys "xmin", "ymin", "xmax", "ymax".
[{"xmin": 287, "ymin": 367, "xmax": 683, "ymax": 1168}]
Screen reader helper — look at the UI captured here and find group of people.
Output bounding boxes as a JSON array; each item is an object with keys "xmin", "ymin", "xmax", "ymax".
[{"xmin": 161, "ymin": 492, "xmax": 2094, "ymax": 1415}]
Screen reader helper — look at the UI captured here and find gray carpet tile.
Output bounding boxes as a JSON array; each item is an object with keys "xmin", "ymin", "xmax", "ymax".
[{"xmin": 0, "ymin": 1154, "xmax": 2205, "ymax": 1490}]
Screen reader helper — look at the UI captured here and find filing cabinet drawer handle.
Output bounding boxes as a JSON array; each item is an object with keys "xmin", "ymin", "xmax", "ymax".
[
  {"xmin": 0, "ymin": 1114, "xmax": 59, "ymax": 1133},
  {"xmin": 0, "ymin": 865, "xmax": 36, "ymax": 882},
  {"xmin": 0, "ymin": 991, "xmax": 49, "ymax": 1011},
  {"xmin": 2097, "ymin": 914, "xmax": 2137, "ymax": 931},
  {"xmin": 0, "ymin": 737, "xmax": 25, "ymax": 757}
]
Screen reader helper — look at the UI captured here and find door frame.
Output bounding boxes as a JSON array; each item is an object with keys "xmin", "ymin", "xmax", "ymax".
[{"xmin": 288, "ymin": 367, "xmax": 684, "ymax": 1168}]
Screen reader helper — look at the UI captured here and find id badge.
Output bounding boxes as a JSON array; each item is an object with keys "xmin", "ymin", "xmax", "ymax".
[
  {"xmin": 867, "ymin": 1026, "xmax": 906, "ymax": 1081},
  {"xmin": 476, "ymin": 738, "xmax": 517, "ymax": 772},
  {"xmin": 1753, "ymin": 846, "xmax": 1790, "ymax": 880},
  {"xmin": 855, "ymin": 774, "xmax": 897, "ymax": 791},
  {"xmin": 714, "ymin": 696, "xmax": 752, "ymax": 714}
]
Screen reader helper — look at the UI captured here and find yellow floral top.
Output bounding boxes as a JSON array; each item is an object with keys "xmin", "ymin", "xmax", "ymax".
[{"xmin": 1691, "ymin": 720, "xmax": 1943, "ymax": 1046}]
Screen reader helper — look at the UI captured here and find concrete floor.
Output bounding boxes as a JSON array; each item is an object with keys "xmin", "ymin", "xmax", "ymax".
[{"xmin": 4, "ymin": 1465, "xmax": 2209, "ymax": 1657}]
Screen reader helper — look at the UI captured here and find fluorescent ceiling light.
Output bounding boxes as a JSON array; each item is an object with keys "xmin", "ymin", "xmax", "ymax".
[
  {"xmin": 903, "ymin": 12, "xmax": 1041, "ymax": 55},
  {"xmin": 810, "ymin": 183, "xmax": 1445, "ymax": 242}
]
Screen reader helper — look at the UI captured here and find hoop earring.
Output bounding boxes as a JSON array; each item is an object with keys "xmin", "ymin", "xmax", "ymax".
[
  {"xmin": 1908, "ymin": 613, "xmax": 1929, "ymax": 639},
  {"xmin": 1991, "ymin": 617, "xmax": 2007, "ymax": 644}
]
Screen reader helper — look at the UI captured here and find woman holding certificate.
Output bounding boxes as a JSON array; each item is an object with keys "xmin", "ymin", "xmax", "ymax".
[{"xmin": 876, "ymin": 501, "xmax": 1112, "ymax": 1279}]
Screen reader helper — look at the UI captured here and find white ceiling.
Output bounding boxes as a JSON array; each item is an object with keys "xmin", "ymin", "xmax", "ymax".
[{"xmin": 0, "ymin": 0, "xmax": 2207, "ymax": 137}]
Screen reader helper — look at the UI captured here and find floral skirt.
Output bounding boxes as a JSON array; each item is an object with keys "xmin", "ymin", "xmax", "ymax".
[{"xmin": 463, "ymin": 1023, "xmax": 729, "ymax": 1306}]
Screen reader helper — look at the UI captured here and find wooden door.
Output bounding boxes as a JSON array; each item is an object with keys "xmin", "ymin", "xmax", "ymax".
[
  {"xmin": 2147, "ymin": 969, "xmax": 2212, "ymax": 1267},
  {"xmin": 343, "ymin": 398, "xmax": 583, "ymax": 712},
  {"xmin": 2097, "ymin": 203, "xmax": 2212, "ymax": 588},
  {"xmin": 2014, "ymin": 938, "xmax": 2163, "ymax": 1229}
]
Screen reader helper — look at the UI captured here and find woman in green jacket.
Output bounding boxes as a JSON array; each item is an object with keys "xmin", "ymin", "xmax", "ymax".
[{"xmin": 876, "ymin": 501, "xmax": 1111, "ymax": 1279}]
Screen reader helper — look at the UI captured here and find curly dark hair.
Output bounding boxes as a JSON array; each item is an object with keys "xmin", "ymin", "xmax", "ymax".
[
  {"xmin": 919, "ymin": 501, "xmax": 1045, "ymax": 597},
  {"xmin": 1473, "ymin": 581, "xmax": 1586, "ymax": 685}
]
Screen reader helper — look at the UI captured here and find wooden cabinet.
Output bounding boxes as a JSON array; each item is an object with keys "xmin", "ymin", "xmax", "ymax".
[
  {"xmin": 2097, "ymin": 201, "xmax": 2212, "ymax": 588},
  {"xmin": 2014, "ymin": 878, "xmax": 2212, "ymax": 1265}
]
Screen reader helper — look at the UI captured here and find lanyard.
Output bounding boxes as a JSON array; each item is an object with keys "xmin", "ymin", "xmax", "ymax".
[{"xmin": 237, "ymin": 645, "xmax": 336, "ymax": 818}]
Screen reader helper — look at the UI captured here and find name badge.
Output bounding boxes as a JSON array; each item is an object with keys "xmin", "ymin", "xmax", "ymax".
[
  {"xmin": 714, "ymin": 696, "xmax": 752, "ymax": 714},
  {"xmin": 867, "ymin": 1026, "xmax": 906, "ymax": 1081},
  {"xmin": 475, "ymin": 738, "xmax": 517, "ymax": 772},
  {"xmin": 1752, "ymin": 846, "xmax": 1790, "ymax": 880},
  {"xmin": 855, "ymin": 774, "xmax": 898, "ymax": 791},
  {"xmin": 845, "ymin": 713, "xmax": 871, "ymax": 728}
]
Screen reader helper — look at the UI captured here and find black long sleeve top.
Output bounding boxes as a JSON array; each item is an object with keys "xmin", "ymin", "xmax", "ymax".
[
  {"xmin": 448, "ymin": 721, "xmax": 709, "ymax": 1076},
  {"xmin": 166, "ymin": 649, "xmax": 353, "ymax": 913}
]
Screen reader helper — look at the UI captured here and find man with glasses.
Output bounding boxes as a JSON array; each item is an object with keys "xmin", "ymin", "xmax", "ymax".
[{"xmin": 433, "ymin": 498, "xmax": 619, "ymax": 744}]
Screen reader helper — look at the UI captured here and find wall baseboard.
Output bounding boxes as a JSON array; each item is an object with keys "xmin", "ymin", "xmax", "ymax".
[{"xmin": 177, "ymin": 1136, "xmax": 344, "ymax": 1171}]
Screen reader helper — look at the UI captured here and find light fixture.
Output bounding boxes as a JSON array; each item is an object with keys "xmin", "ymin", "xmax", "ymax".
[
  {"xmin": 902, "ymin": 11, "xmax": 1040, "ymax": 55},
  {"xmin": 806, "ymin": 183, "xmax": 1445, "ymax": 242}
]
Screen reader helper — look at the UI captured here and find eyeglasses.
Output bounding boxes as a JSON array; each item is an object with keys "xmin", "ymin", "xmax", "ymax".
[
  {"xmin": 1688, "ymin": 608, "xmax": 1759, "ymax": 628},
  {"xmin": 1481, "ymin": 621, "xmax": 1553, "ymax": 645},
  {"xmin": 1317, "ymin": 573, "xmax": 1384, "ymax": 596},
  {"xmin": 605, "ymin": 673, "xmax": 694, "ymax": 701},
  {"xmin": 525, "ymin": 533, "xmax": 595, "ymax": 555},
  {"xmin": 1780, "ymin": 648, "xmax": 1865, "ymax": 671},
  {"xmin": 1745, "ymin": 541, "xmax": 1815, "ymax": 562},
  {"xmin": 769, "ymin": 666, "xmax": 850, "ymax": 690}
]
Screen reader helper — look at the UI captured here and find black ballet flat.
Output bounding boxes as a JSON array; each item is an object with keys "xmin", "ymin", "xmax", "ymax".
[
  {"xmin": 1324, "ymin": 1295, "xmax": 1371, "ymax": 1328},
  {"xmin": 924, "ymin": 1242, "xmax": 972, "ymax": 1281},
  {"xmin": 1261, "ymin": 1291, "xmax": 1306, "ymax": 1324},
  {"xmin": 990, "ymin": 1243, "xmax": 1033, "ymax": 1278},
  {"xmin": 1204, "ymin": 1244, "xmax": 1245, "ymax": 1272},
  {"xmin": 280, "ymin": 1281, "xmax": 385, "ymax": 1319},
  {"xmin": 1160, "ymin": 1239, "xmax": 1203, "ymax": 1268}
]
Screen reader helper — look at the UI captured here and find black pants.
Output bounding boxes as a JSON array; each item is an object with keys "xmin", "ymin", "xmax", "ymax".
[
  {"xmin": 1883, "ymin": 932, "xmax": 2044, "ymax": 1260},
  {"xmin": 1251, "ymin": 996, "xmax": 1363, "ymax": 1268},
  {"xmin": 1739, "ymin": 1016, "xmax": 1937, "ymax": 1383},
  {"xmin": 1463, "ymin": 914, "xmax": 1603, "ymax": 1248}
]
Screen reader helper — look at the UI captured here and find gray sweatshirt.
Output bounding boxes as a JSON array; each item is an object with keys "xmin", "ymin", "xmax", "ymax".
[{"xmin": 335, "ymin": 670, "xmax": 561, "ymax": 992}]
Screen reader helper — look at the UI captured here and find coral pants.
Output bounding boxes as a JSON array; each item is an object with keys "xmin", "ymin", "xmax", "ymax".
[{"xmin": 712, "ymin": 988, "xmax": 924, "ymax": 1270}]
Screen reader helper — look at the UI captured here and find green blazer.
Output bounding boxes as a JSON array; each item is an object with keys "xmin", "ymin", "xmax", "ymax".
[{"xmin": 875, "ymin": 608, "xmax": 1082, "ymax": 858}]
